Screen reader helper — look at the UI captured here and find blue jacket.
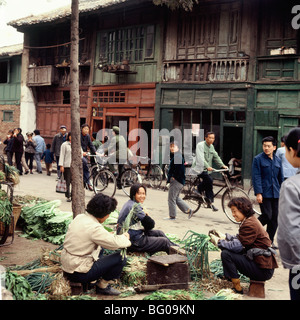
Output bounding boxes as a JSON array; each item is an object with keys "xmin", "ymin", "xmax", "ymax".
[
  {"xmin": 252, "ymin": 152, "xmax": 283, "ymax": 199},
  {"xmin": 42, "ymin": 149, "xmax": 54, "ymax": 164},
  {"xmin": 33, "ymin": 135, "xmax": 46, "ymax": 153}
]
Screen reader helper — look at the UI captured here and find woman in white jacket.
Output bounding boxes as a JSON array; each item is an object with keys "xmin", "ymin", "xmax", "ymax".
[
  {"xmin": 59, "ymin": 132, "xmax": 72, "ymax": 202},
  {"xmin": 278, "ymin": 127, "xmax": 300, "ymax": 300}
]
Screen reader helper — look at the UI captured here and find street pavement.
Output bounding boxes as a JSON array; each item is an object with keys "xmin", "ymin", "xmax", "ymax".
[{"xmin": 12, "ymin": 168, "xmax": 290, "ymax": 300}]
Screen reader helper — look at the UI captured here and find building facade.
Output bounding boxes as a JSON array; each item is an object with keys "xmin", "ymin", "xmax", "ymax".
[
  {"xmin": 0, "ymin": 44, "xmax": 22, "ymax": 148},
  {"xmin": 8, "ymin": 0, "xmax": 300, "ymax": 184}
]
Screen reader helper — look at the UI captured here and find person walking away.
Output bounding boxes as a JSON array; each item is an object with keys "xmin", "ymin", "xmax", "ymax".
[
  {"xmin": 276, "ymin": 136, "xmax": 298, "ymax": 180},
  {"xmin": 277, "ymin": 127, "xmax": 300, "ymax": 300},
  {"xmin": 193, "ymin": 131, "xmax": 228, "ymax": 211},
  {"xmin": 42, "ymin": 143, "xmax": 54, "ymax": 176},
  {"xmin": 51, "ymin": 125, "xmax": 67, "ymax": 179},
  {"xmin": 252, "ymin": 136, "xmax": 283, "ymax": 246},
  {"xmin": 3, "ymin": 130, "xmax": 14, "ymax": 166},
  {"xmin": 166, "ymin": 140, "xmax": 192, "ymax": 220},
  {"xmin": 61, "ymin": 193, "xmax": 131, "ymax": 295},
  {"xmin": 11, "ymin": 128, "xmax": 24, "ymax": 175},
  {"xmin": 24, "ymin": 132, "xmax": 36, "ymax": 174},
  {"xmin": 81, "ymin": 124, "xmax": 96, "ymax": 191},
  {"xmin": 216, "ymin": 197, "xmax": 278, "ymax": 294},
  {"xmin": 59, "ymin": 132, "xmax": 73, "ymax": 202},
  {"xmin": 106, "ymin": 126, "xmax": 127, "ymax": 189},
  {"xmin": 33, "ymin": 129, "xmax": 46, "ymax": 174}
]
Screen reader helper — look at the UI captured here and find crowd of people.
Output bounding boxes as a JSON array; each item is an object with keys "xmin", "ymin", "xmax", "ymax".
[{"xmin": 1, "ymin": 124, "xmax": 299, "ymax": 300}]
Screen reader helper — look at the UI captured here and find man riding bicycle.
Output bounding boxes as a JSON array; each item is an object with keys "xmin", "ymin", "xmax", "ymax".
[{"xmin": 193, "ymin": 131, "xmax": 228, "ymax": 212}]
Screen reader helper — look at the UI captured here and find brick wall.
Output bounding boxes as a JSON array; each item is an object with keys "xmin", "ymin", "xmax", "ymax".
[{"xmin": 0, "ymin": 104, "xmax": 21, "ymax": 154}]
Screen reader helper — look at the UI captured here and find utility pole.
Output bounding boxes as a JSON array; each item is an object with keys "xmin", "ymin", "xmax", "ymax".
[{"xmin": 70, "ymin": 0, "xmax": 85, "ymax": 216}]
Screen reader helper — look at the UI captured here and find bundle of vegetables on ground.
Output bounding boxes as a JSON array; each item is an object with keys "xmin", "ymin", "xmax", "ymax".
[
  {"xmin": 0, "ymin": 190, "xmax": 12, "ymax": 226},
  {"xmin": 20, "ymin": 199, "xmax": 73, "ymax": 244}
]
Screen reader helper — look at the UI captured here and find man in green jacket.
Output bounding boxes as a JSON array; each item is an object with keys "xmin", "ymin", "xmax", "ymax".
[
  {"xmin": 107, "ymin": 126, "xmax": 127, "ymax": 187},
  {"xmin": 193, "ymin": 131, "xmax": 227, "ymax": 211}
]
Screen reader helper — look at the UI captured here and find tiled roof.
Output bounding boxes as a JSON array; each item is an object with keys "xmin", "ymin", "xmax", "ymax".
[
  {"xmin": 0, "ymin": 43, "xmax": 23, "ymax": 57},
  {"xmin": 8, "ymin": 0, "xmax": 128, "ymax": 28}
]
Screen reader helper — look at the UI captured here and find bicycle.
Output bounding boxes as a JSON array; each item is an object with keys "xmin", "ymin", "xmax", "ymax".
[
  {"xmin": 88, "ymin": 153, "xmax": 141, "ymax": 197},
  {"xmin": 132, "ymin": 156, "xmax": 163, "ymax": 189},
  {"xmin": 86, "ymin": 154, "xmax": 117, "ymax": 197},
  {"xmin": 181, "ymin": 168, "xmax": 251, "ymax": 224}
]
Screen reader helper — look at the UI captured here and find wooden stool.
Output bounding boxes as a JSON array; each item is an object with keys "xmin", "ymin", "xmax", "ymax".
[
  {"xmin": 63, "ymin": 272, "xmax": 88, "ymax": 295},
  {"xmin": 248, "ymin": 280, "xmax": 265, "ymax": 298},
  {"xmin": 146, "ymin": 254, "xmax": 190, "ymax": 290},
  {"xmin": 69, "ymin": 282, "xmax": 85, "ymax": 295}
]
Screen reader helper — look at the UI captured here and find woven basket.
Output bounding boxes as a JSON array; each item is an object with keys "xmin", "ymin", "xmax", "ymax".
[{"xmin": 0, "ymin": 204, "xmax": 22, "ymax": 236}]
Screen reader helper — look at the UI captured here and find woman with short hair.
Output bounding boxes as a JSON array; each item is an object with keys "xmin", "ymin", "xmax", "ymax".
[{"xmin": 61, "ymin": 193, "xmax": 131, "ymax": 295}]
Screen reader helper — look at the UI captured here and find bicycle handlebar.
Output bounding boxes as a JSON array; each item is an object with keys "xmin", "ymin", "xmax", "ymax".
[{"xmin": 211, "ymin": 168, "xmax": 229, "ymax": 172}]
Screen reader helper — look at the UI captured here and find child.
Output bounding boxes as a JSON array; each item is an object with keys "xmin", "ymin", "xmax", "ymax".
[
  {"xmin": 166, "ymin": 140, "xmax": 192, "ymax": 219},
  {"xmin": 42, "ymin": 143, "xmax": 54, "ymax": 176}
]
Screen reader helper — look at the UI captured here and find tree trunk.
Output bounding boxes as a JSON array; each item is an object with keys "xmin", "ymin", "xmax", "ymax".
[{"xmin": 70, "ymin": 0, "xmax": 85, "ymax": 217}]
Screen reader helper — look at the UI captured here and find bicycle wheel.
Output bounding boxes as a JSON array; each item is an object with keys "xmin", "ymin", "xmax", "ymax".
[
  {"xmin": 149, "ymin": 165, "xmax": 163, "ymax": 188},
  {"xmin": 222, "ymin": 187, "xmax": 250, "ymax": 224},
  {"xmin": 247, "ymin": 185, "xmax": 262, "ymax": 216},
  {"xmin": 88, "ymin": 164, "xmax": 99, "ymax": 186},
  {"xmin": 121, "ymin": 169, "xmax": 141, "ymax": 196},
  {"xmin": 180, "ymin": 181, "xmax": 201, "ymax": 215},
  {"xmin": 93, "ymin": 169, "xmax": 116, "ymax": 197}
]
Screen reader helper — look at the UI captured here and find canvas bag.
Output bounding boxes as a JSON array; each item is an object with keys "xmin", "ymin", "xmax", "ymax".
[{"xmin": 56, "ymin": 177, "xmax": 67, "ymax": 193}]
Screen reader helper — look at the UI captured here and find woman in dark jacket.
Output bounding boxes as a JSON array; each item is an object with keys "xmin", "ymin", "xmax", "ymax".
[
  {"xmin": 166, "ymin": 140, "xmax": 191, "ymax": 219},
  {"xmin": 11, "ymin": 128, "xmax": 24, "ymax": 175},
  {"xmin": 3, "ymin": 130, "xmax": 14, "ymax": 165},
  {"xmin": 216, "ymin": 197, "xmax": 278, "ymax": 294},
  {"xmin": 117, "ymin": 184, "xmax": 176, "ymax": 255}
]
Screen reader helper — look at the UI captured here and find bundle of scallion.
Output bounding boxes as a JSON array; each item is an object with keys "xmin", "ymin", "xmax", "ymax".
[
  {"xmin": 181, "ymin": 230, "xmax": 211, "ymax": 279},
  {"xmin": 118, "ymin": 203, "xmax": 139, "ymax": 260},
  {"xmin": 20, "ymin": 200, "xmax": 72, "ymax": 244}
]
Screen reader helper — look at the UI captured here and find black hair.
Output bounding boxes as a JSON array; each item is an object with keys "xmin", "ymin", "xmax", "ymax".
[
  {"xmin": 86, "ymin": 193, "xmax": 117, "ymax": 219},
  {"xmin": 227, "ymin": 197, "xmax": 255, "ymax": 218},
  {"xmin": 92, "ymin": 132, "xmax": 97, "ymax": 139},
  {"xmin": 81, "ymin": 123, "xmax": 89, "ymax": 129},
  {"xmin": 284, "ymin": 127, "xmax": 300, "ymax": 157},
  {"xmin": 129, "ymin": 183, "xmax": 147, "ymax": 201},
  {"xmin": 46, "ymin": 143, "xmax": 51, "ymax": 149},
  {"xmin": 205, "ymin": 131, "xmax": 215, "ymax": 138},
  {"xmin": 67, "ymin": 132, "xmax": 71, "ymax": 141},
  {"xmin": 34, "ymin": 129, "xmax": 40, "ymax": 135},
  {"xmin": 262, "ymin": 136, "xmax": 276, "ymax": 146}
]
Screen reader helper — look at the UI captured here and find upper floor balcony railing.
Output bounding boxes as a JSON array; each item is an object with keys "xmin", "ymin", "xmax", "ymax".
[{"xmin": 162, "ymin": 57, "xmax": 249, "ymax": 83}]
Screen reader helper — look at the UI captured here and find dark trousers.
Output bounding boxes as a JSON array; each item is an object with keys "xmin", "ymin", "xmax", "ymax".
[
  {"xmin": 258, "ymin": 198, "xmax": 278, "ymax": 243},
  {"xmin": 55, "ymin": 156, "xmax": 61, "ymax": 178},
  {"xmin": 221, "ymin": 249, "xmax": 274, "ymax": 281},
  {"xmin": 7, "ymin": 151, "xmax": 13, "ymax": 166},
  {"xmin": 25, "ymin": 152, "xmax": 34, "ymax": 170},
  {"xmin": 66, "ymin": 251, "xmax": 127, "ymax": 284},
  {"xmin": 128, "ymin": 230, "xmax": 176, "ymax": 255},
  {"xmin": 197, "ymin": 171, "xmax": 214, "ymax": 202},
  {"xmin": 289, "ymin": 268, "xmax": 300, "ymax": 300},
  {"xmin": 14, "ymin": 152, "xmax": 23, "ymax": 174},
  {"xmin": 82, "ymin": 157, "xmax": 90, "ymax": 185},
  {"xmin": 63, "ymin": 167, "xmax": 72, "ymax": 199}
]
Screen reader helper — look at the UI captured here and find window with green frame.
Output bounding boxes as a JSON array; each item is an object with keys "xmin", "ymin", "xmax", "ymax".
[{"xmin": 99, "ymin": 25, "xmax": 155, "ymax": 64}]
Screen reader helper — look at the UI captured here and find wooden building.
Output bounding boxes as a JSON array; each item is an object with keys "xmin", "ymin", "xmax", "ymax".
[
  {"xmin": 8, "ymin": 0, "xmax": 300, "ymax": 184},
  {"xmin": 0, "ymin": 44, "xmax": 22, "ymax": 144}
]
